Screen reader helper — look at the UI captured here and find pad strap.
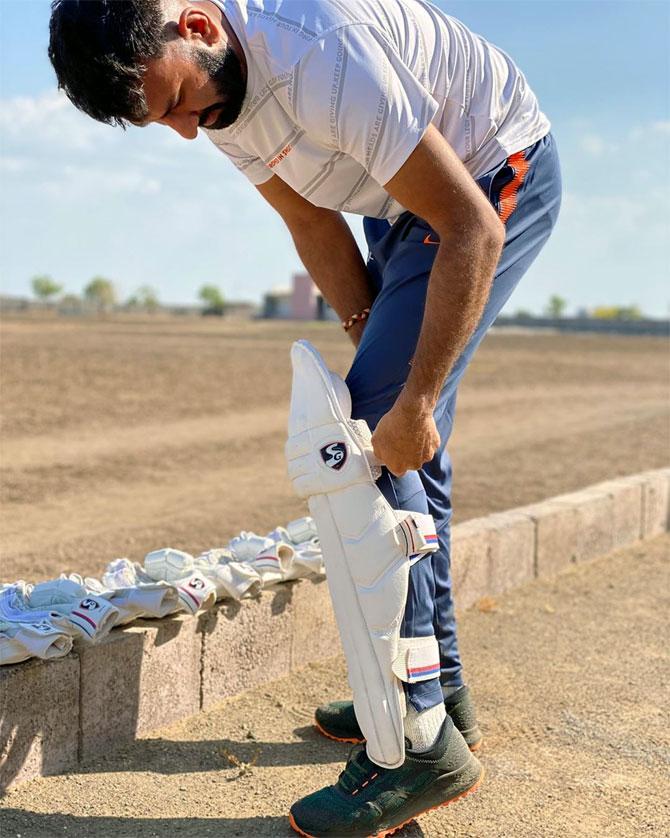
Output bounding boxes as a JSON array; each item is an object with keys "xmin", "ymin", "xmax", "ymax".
[
  {"xmin": 395, "ymin": 511, "xmax": 439, "ymax": 562},
  {"xmin": 391, "ymin": 636, "xmax": 441, "ymax": 683},
  {"xmin": 346, "ymin": 419, "xmax": 382, "ymax": 480}
]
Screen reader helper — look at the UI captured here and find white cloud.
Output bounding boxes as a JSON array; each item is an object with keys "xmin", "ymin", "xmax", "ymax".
[
  {"xmin": 0, "ymin": 156, "xmax": 31, "ymax": 173},
  {"xmin": 42, "ymin": 164, "xmax": 162, "ymax": 197},
  {"xmin": 580, "ymin": 133, "xmax": 606, "ymax": 156},
  {"xmin": 0, "ymin": 90, "xmax": 114, "ymax": 151}
]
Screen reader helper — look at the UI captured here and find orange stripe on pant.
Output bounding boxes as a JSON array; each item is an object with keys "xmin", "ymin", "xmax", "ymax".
[{"xmin": 497, "ymin": 150, "xmax": 530, "ymax": 224}]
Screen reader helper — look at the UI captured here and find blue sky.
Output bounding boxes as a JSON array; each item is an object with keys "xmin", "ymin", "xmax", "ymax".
[{"xmin": 1, "ymin": 0, "xmax": 668, "ymax": 314}]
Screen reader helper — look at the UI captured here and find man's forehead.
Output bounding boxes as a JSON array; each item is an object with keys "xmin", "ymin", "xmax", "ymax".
[{"xmin": 134, "ymin": 54, "xmax": 177, "ymax": 126}]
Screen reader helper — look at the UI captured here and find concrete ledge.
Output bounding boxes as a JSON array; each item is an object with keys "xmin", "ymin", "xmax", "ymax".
[
  {"xmin": 450, "ymin": 521, "xmax": 491, "ymax": 611},
  {"xmin": 0, "ymin": 654, "xmax": 80, "ymax": 792},
  {"xmin": 552, "ymin": 487, "xmax": 615, "ymax": 563},
  {"xmin": 593, "ymin": 477, "xmax": 644, "ymax": 549},
  {"xmin": 289, "ymin": 576, "xmax": 340, "ymax": 670},
  {"xmin": 484, "ymin": 511, "xmax": 535, "ymax": 596},
  {"xmin": 640, "ymin": 468, "xmax": 670, "ymax": 537},
  {"xmin": 78, "ymin": 616, "xmax": 201, "ymax": 762},
  {"xmin": 519, "ymin": 499, "xmax": 580, "ymax": 577},
  {"xmin": 200, "ymin": 587, "xmax": 293, "ymax": 709},
  {"xmin": 2, "ymin": 468, "xmax": 668, "ymax": 790}
]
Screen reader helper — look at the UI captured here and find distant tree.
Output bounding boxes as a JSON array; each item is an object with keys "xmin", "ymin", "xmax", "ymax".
[
  {"xmin": 199, "ymin": 284, "xmax": 225, "ymax": 316},
  {"xmin": 84, "ymin": 276, "xmax": 116, "ymax": 311},
  {"xmin": 514, "ymin": 308, "xmax": 534, "ymax": 320},
  {"xmin": 592, "ymin": 305, "xmax": 643, "ymax": 321},
  {"xmin": 617, "ymin": 305, "xmax": 643, "ymax": 321},
  {"xmin": 545, "ymin": 295, "xmax": 567, "ymax": 318},
  {"xmin": 127, "ymin": 285, "xmax": 160, "ymax": 312},
  {"xmin": 31, "ymin": 274, "xmax": 63, "ymax": 302}
]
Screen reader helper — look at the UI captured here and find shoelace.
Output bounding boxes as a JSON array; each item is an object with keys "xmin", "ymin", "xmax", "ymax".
[{"xmin": 337, "ymin": 746, "xmax": 384, "ymax": 795}]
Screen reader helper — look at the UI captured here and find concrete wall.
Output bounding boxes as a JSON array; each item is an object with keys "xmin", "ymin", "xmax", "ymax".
[{"xmin": 2, "ymin": 468, "xmax": 668, "ymax": 791}]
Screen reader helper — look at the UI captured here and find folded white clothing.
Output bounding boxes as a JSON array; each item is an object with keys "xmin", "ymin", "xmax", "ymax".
[{"xmin": 0, "ymin": 617, "xmax": 73, "ymax": 665}]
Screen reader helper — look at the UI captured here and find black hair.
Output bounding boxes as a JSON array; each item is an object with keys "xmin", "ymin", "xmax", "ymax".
[{"xmin": 49, "ymin": 1, "xmax": 167, "ymax": 126}]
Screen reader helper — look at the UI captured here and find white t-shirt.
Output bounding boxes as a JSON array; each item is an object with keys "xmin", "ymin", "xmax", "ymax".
[{"xmin": 206, "ymin": 0, "xmax": 550, "ymax": 220}]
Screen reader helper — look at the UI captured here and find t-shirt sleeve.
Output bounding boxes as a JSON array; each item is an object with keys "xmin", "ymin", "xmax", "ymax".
[
  {"xmin": 204, "ymin": 133, "xmax": 272, "ymax": 185},
  {"xmin": 291, "ymin": 24, "xmax": 439, "ymax": 186}
]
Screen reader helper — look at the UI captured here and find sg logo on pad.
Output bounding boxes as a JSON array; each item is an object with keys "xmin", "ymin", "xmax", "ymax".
[{"xmin": 320, "ymin": 442, "xmax": 347, "ymax": 471}]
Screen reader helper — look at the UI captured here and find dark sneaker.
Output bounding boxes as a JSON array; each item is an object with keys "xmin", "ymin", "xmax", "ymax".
[
  {"xmin": 314, "ymin": 700, "xmax": 364, "ymax": 744},
  {"xmin": 444, "ymin": 686, "xmax": 483, "ymax": 752},
  {"xmin": 290, "ymin": 716, "xmax": 483, "ymax": 837},
  {"xmin": 315, "ymin": 686, "xmax": 483, "ymax": 751}
]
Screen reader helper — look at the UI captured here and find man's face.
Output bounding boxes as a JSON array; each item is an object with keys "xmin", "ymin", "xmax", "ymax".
[{"xmin": 139, "ymin": 37, "xmax": 246, "ymax": 139}]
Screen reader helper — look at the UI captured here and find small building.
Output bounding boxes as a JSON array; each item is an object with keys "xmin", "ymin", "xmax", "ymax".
[{"xmin": 262, "ymin": 272, "xmax": 338, "ymax": 321}]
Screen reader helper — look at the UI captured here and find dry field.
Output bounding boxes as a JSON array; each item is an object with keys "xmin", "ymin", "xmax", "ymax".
[{"xmin": 1, "ymin": 317, "xmax": 668, "ymax": 583}]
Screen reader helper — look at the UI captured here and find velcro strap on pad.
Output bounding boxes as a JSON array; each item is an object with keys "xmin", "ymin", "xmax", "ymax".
[
  {"xmin": 346, "ymin": 419, "xmax": 382, "ymax": 480},
  {"xmin": 395, "ymin": 511, "xmax": 439, "ymax": 561},
  {"xmin": 391, "ymin": 636, "xmax": 441, "ymax": 683}
]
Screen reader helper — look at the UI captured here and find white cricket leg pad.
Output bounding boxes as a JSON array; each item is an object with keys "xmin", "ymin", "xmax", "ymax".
[{"xmin": 286, "ymin": 340, "xmax": 439, "ymax": 769}]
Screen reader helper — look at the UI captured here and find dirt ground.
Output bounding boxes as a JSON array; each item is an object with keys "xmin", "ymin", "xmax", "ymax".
[
  {"xmin": 1, "ymin": 317, "xmax": 668, "ymax": 582},
  {"xmin": 2, "ymin": 535, "xmax": 668, "ymax": 837}
]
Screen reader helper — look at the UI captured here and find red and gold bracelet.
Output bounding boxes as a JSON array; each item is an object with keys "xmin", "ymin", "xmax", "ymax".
[{"xmin": 342, "ymin": 307, "xmax": 371, "ymax": 332}]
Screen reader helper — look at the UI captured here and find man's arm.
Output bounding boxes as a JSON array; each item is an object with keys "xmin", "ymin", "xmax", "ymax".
[
  {"xmin": 371, "ymin": 124, "xmax": 506, "ymax": 475},
  {"xmin": 256, "ymin": 176, "xmax": 376, "ymax": 346}
]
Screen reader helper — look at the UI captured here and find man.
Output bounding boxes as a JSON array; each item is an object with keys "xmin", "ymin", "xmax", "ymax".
[{"xmin": 49, "ymin": 1, "xmax": 561, "ymax": 834}]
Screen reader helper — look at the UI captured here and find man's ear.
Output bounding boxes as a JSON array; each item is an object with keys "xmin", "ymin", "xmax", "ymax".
[{"xmin": 177, "ymin": 6, "xmax": 221, "ymax": 46}]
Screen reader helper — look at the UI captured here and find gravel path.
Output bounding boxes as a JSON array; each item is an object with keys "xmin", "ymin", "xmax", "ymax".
[{"xmin": 2, "ymin": 535, "xmax": 668, "ymax": 838}]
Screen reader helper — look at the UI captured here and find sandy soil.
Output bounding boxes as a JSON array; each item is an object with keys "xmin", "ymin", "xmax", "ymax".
[
  {"xmin": 2, "ymin": 535, "xmax": 668, "ymax": 837},
  {"xmin": 1, "ymin": 317, "xmax": 668, "ymax": 582}
]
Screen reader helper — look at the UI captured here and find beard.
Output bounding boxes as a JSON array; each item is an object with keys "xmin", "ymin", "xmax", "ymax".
[{"xmin": 196, "ymin": 44, "xmax": 247, "ymax": 130}]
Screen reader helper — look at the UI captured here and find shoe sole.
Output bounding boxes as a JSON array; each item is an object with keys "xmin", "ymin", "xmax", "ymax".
[
  {"xmin": 314, "ymin": 719, "xmax": 483, "ymax": 753},
  {"xmin": 313, "ymin": 719, "xmax": 365, "ymax": 745},
  {"xmin": 288, "ymin": 766, "xmax": 485, "ymax": 838}
]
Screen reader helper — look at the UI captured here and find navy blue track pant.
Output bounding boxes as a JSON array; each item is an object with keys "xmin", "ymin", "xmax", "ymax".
[{"xmin": 345, "ymin": 133, "xmax": 562, "ymax": 711}]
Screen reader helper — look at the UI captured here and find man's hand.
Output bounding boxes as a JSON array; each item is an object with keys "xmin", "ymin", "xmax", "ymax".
[{"xmin": 371, "ymin": 394, "xmax": 441, "ymax": 477}]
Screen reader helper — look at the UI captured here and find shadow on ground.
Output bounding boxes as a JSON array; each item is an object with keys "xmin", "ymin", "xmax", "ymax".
[
  {"xmin": 74, "ymin": 727, "xmax": 346, "ymax": 776},
  {"xmin": 0, "ymin": 810, "xmax": 426, "ymax": 837}
]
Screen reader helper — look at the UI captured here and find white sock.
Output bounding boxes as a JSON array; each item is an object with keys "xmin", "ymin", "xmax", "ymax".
[{"xmin": 404, "ymin": 701, "xmax": 446, "ymax": 752}]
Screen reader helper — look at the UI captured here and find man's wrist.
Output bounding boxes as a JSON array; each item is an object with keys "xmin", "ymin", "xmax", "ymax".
[{"xmin": 397, "ymin": 379, "xmax": 437, "ymax": 415}]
